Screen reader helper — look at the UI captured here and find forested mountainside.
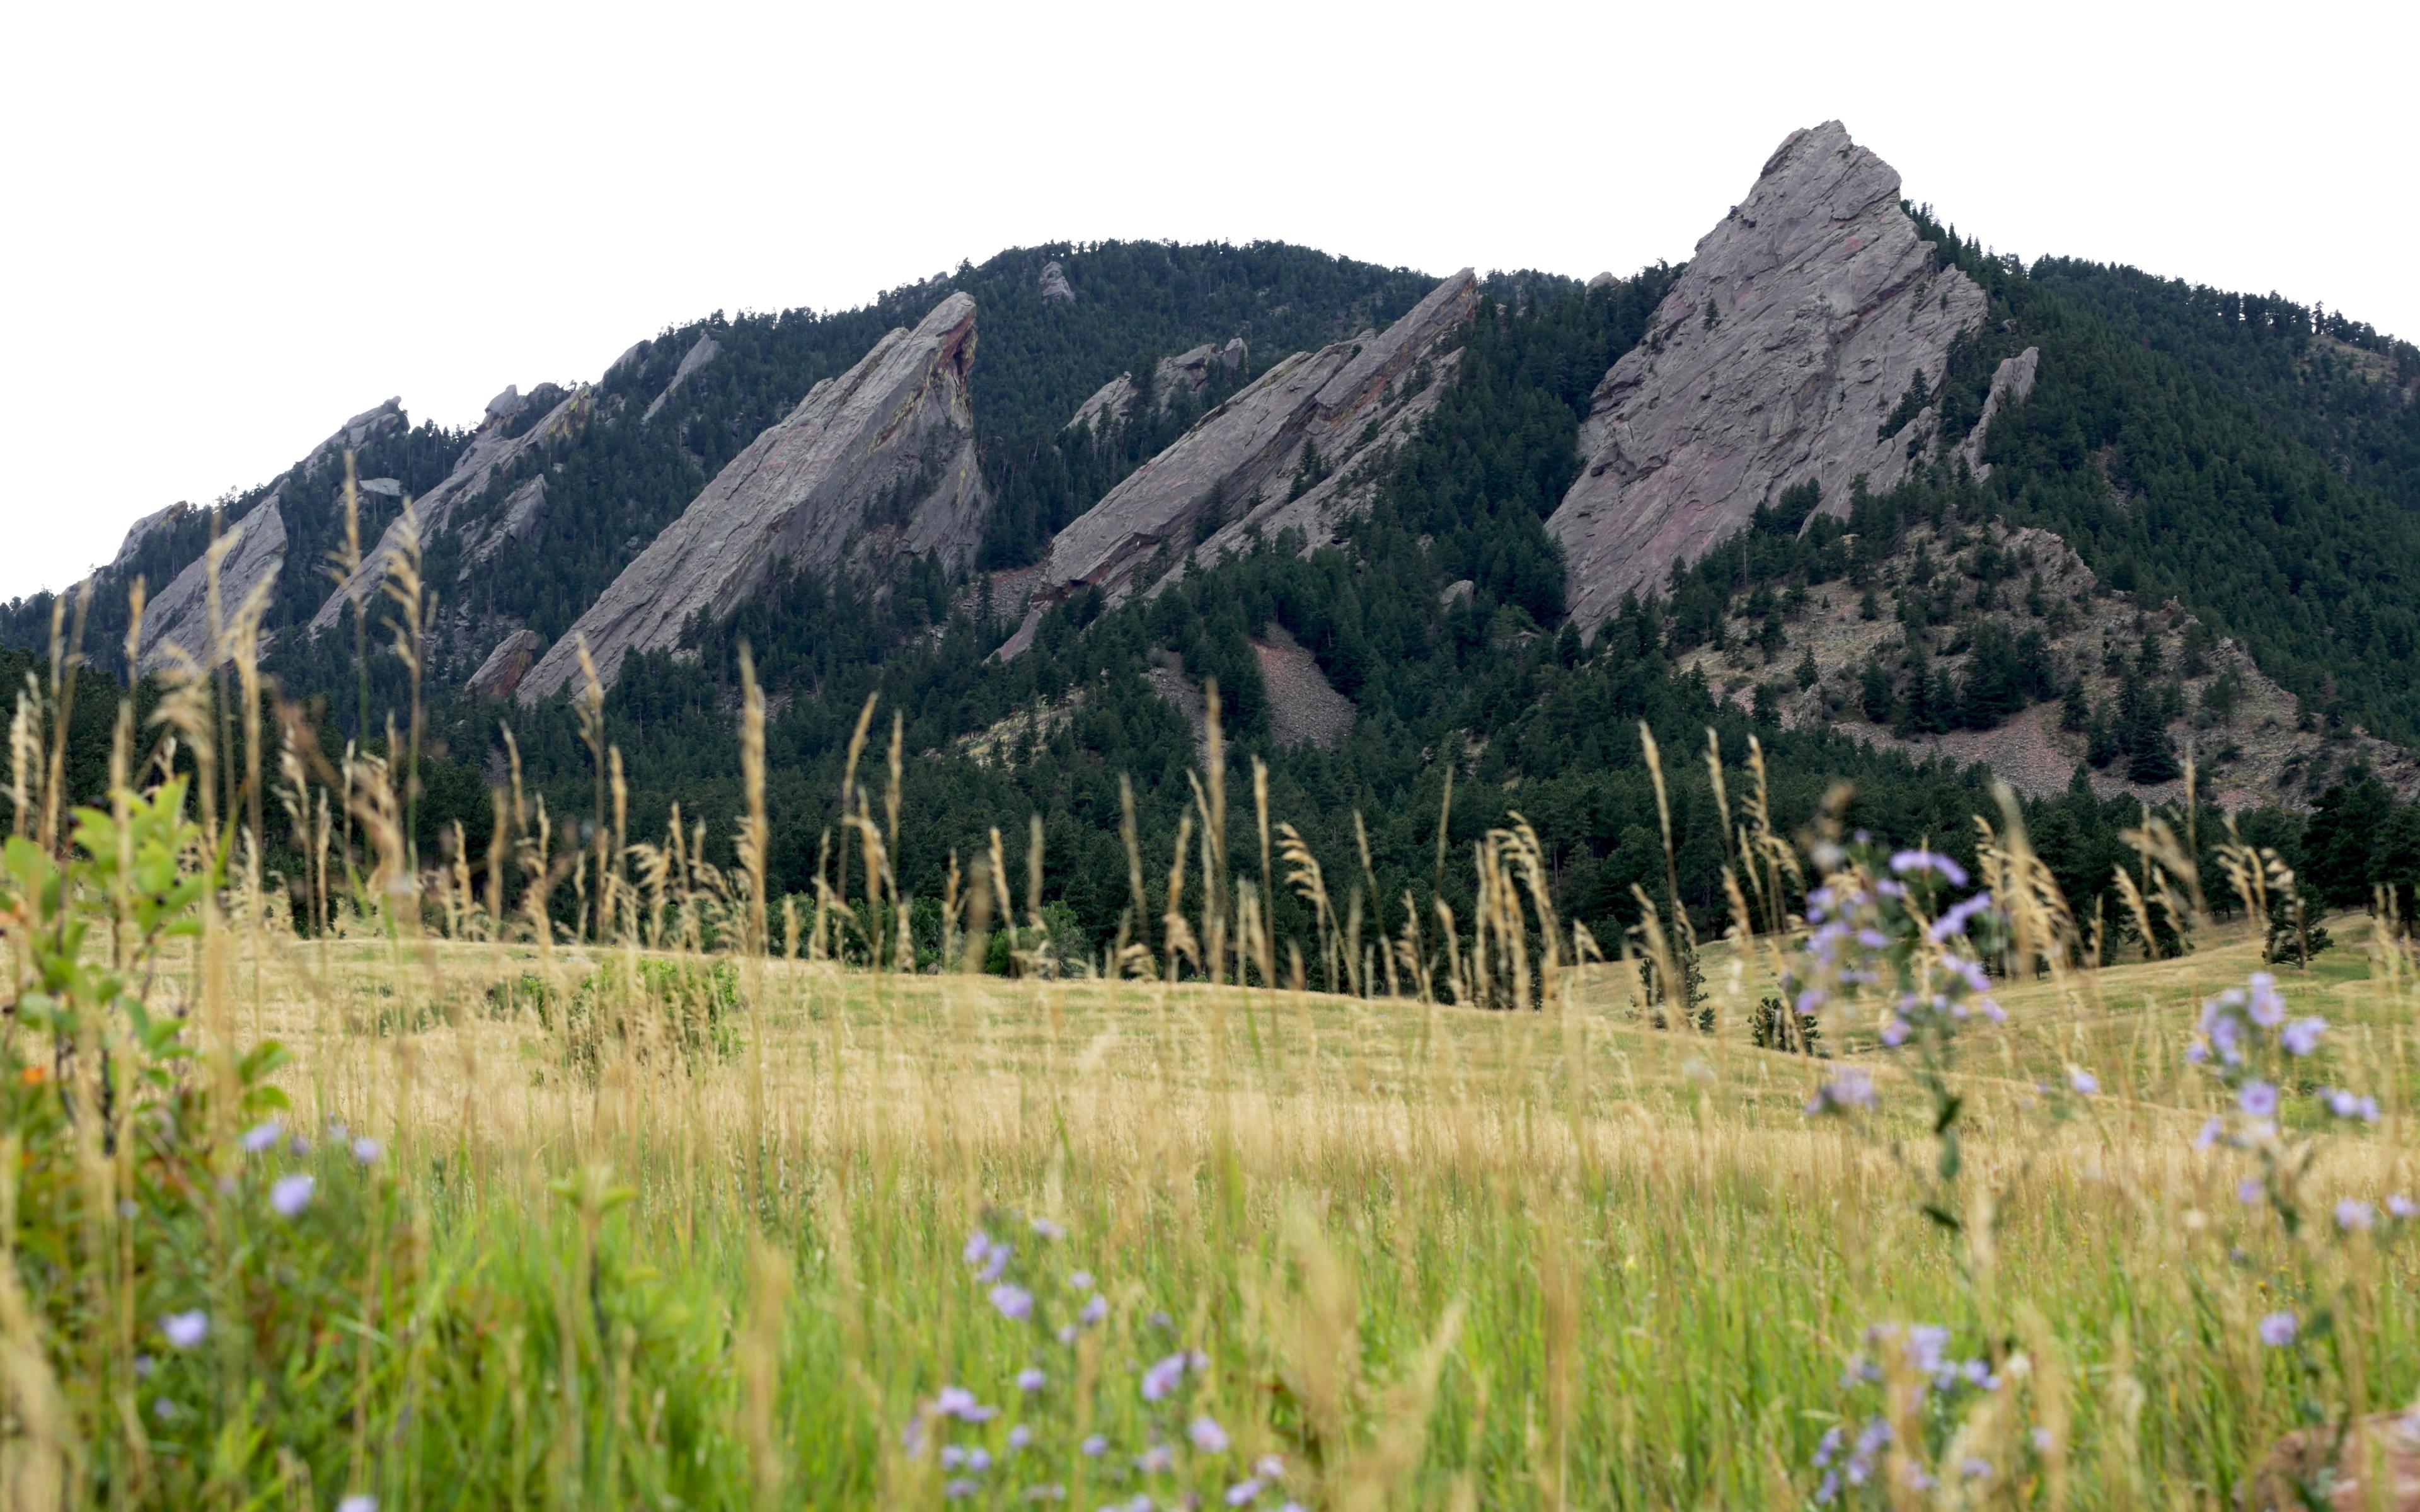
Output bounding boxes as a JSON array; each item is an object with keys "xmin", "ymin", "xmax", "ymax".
[{"xmin": 10, "ymin": 123, "xmax": 2420, "ymax": 966}]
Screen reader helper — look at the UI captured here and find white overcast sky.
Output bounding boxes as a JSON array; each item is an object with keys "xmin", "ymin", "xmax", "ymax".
[{"xmin": 4, "ymin": 0, "xmax": 2414, "ymax": 602}]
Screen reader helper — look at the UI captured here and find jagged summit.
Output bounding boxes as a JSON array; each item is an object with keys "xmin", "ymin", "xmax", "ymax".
[
  {"xmin": 1548, "ymin": 121, "xmax": 2012, "ymax": 634},
  {"xmin": 516, "ymin": 292, "xmax": 988, "ymax": 701}
]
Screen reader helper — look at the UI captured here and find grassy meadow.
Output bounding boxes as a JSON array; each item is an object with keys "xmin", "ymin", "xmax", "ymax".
[{"xmin": 3, "ymin": 589, "xmax": 2417, "ymax": 1509}]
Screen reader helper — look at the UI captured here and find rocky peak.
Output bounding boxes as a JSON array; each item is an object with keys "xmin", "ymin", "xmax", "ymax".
[
  {"xmin": 1547, "ymin": 122, "xmax": 2011, "ymax": 635},
  {"xmin": 996, "ymin": 270, "xmax": 1478, "ymax": 660},
  {"xmin": 516, "ymin": 292, "xmax": 989, "ymax": 702},
  {"xmin": 136, "ymin": 502, "xmax": 287, "ymax": 672},
  {"xmin": 1038, "ymin": 260, "xmax": 1075, "ymax": 304}
]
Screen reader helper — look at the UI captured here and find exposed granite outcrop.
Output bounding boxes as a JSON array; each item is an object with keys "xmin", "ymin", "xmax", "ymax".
[
  {"xmin": 1953, "ymin": 346, "xmax": 2041, "ymax": 479},
  {"xmin": 997, "ymin": 270, "xmax": 1478, "ymax": 659},
  {"xmin": 137, "ymin": 501, "xmax": 286, "ymax": 671},
  {"xmin": 1038, "ymin": 260, "xmax": 1075, "ymax": 304},
  {"xmin": 1547, "ymin": 122, "xmax": 1990, "ymax": 634},
  {"xmin": 310, "ymin": 387, "xmax": 583, "ymax": 633},
  {"xmin": 1066, "ymin": 372, "xmax": 1136, "ymax": 434},
  {"xmin": 463, "ymin": 476, "xmax": 549, "ymax": 568},
  {"xmin": 1154, "ymin": 340, "xmax": 1247, "ymax": 409},
  {"xmin": 643, "ymin": 331, "xmax": 722, "ymax": 422},
  {"xmin": 517, "ymin": 292, "xmax": 988, "ymax": 701},
  {"xmin": 466, "ymin": 627, "xmax": 543, "ymax": 698}
]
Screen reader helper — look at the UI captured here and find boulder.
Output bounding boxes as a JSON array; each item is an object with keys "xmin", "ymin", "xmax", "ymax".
[
  {"xmin": 358, "ymin": 477, "xmax": 403, "ymax": 498},
  {"xmin": 517, "ymin": 292, "xmax": 988, "ymax": 701},
  {"xmin": 643, "ymin": 331, "xmax": 722, "ymax": 422},
  {"xmin": 137, "ymin": 501, "xmax": 287, "ymax": 672},
  {"xmin": 996, "ymin": 270, "xmax": 1478, "ymax": 660},
  {"xmin": 1038, "ymin": 260, "xmax": 1076, "ymax": 304},
  {"xmin": 1547, "ymin": 121, "xmax": 1989, "ymax": 635},
  {"xmin": 466, "ymin": 627, "xmax": 544, "ymax": 699}
]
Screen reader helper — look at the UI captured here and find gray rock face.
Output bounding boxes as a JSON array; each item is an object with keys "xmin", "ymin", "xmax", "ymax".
[
  {"xmin": 643, "ymin": 331, "xmax": 722, "ymax": 422},
  {"xmin": 517, "ymin": 292, "xmax": 989, "ymax": 702},
  {"xmin": 358, "ymin": 477, "xmax": 402, "ymax": 498},
  {"xmin": 1954, "ymin": 346, "xmax": 2041, "ymax": 478},
  {"xmin": 464, "ymin": 476, "xmax": 549, "ymax": 567},
  {"xmin": 137, "ymin": 501, "xmax": 287, "ymax": 672},
  {"xmin": 1006, "ymin": 275, "xmax": 1473, "ymax": 657},
  {"xmin": 484, "ymin": 386, "xmax": 524, "ymax": 421},
  {"xmin": 1065, "ymin": 372, "xmax": 1136, "ymax": 433},
  {"xmin": 115, "ymin": 502, "xmax": 191, "ymax": 561},
  {"xmin": 996, "ymin": 270, "xmax": 1478, "ymax": 660},
  {"xmin": 311, "ymin": 387, "xmax": 583, "ymax": 633},
  {"xmin": 1547, "ymin": 121, "xmax": 1988, "ymax": 634},
  {"xmin": 466, "ymin": 627, "xmax": 543, "ymax": 699},
  {"xmin": 1038, "ymin": 260, "xmax": 1075, "ymax": 304},
  {"xmin": 1153, "ymin": 339, "xmax": 1247, "ymax": 409}
]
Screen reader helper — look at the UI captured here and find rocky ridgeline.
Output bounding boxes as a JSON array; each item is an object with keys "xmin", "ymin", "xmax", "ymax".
[
  {"xmin": 515, "ymin": 292, "xmax": 989, "ymax": 701},
  {"xmin": 1550, "ymin": 122, "xmax": 2022, "ymax": 634},
  {"xmin": 122, "ymin": 399, "xmax": 410, "ymax": 670},
  {"xmin": 1063, "ymin": 339, "xmax": 1250, "ymax": 435},
  {"xmin": 309, "ymin": 386, "xmax": 585, "ymax": 635},
  {"xmin": 996, "ymin": 269, "xmax": 1479, "ymax": 660}
]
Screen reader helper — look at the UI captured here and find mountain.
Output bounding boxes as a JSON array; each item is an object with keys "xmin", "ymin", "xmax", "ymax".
[{"xmin": 12, "ymin": 125, "xmax": 2420, "ymax": 959}]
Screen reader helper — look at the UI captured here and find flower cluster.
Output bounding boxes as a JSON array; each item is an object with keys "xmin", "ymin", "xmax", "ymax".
[
  {"xmin": 1792, "ymin": 842, "xmax": 2013, "ymax": 1116},
  {"xmin": 1814, "ymin": 1321, "xmax": 2029, "ymax": 1506},
  {"xmin": 908, "ymin": 1209, "xmax": 1301, "ymax": 1509}
]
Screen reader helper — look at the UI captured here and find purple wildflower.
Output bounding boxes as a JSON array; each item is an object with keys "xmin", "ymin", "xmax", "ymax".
[
  {"xmin": 1928, "ymin": 891, "xmax": 1995, "ymax": 942},
  {"xmin": 1136, "ymin": 1443, "xmax": 1174, "ymax": 1473},
  {"xmin": 2238, "ymin": 1081, "xmax": 2278, "ymax": 1118},
  {"xmin": 352, "ymin": 1136, "xmax": 381, "ymax": 1164},
  {"xmin": 1806, "ymin": 1068, "xmax": 1877, "ymax": 1115},
  {"xmin": 2390, "ymin": 1195, "xmax": 2417, "ymax": 1220},
  {"xmin": 1225, "ymin": 1480, "xmax": 1261, "ymax": 1506},
  {"xmin": 934, "ymin": 1385, "xmax": 995, "ymax": 1422},
  {"xmin": 2336, "ymin": 1200, "xmax": 2376, "ymax": 1232},
  {"xmin": 270, "ymin": 1174, "xmax": 315, "ymax": 1217},
  {"xmin": 1030, "ymin": 1217, "xmax": 1066, "ymax": 1240},
  {"xmin": 1081, "ymin": 1294, "xmax": 1109, "ymax": 1326},
  {"xmin": 989, "ymin": 1284, "xmax": 1034, "ymax": 1322},
  {"xmin": 2194, "ymin": 1115, "xmax": 2223, "ymax": 1150},
  {"xmin": 1881, "ymin": 1017, "xmax": 1911, "ymax": 1047},
  {"xmin": 1959, "ymin": 1457, "xmax": 1993, "ymax": 1480},
  {"xmin": 161, "ymin": 1310, "xmax": 208, "ymax": 1349},
  {"xmin": 1018, "ymin": 1366, "xmax": 1047, "ymax": 1392},
  {"xmin": 240, "ymin": 1120, "xmax": 282, "ymax": 1154},
  {"xmin": 336, "ymin": 1498, "xmax": 377, "ymax": 1512},
  {"xmin": 962, "ymin": 1228, "xmax": 992, "ymax": 1265},
  {"xmin": 2247, "ymin": 973, "xmax": 2286, "ymax": 1027},
  {"xmin": 943, "ymin": 1478, "xmax": 977, "ymax": 1499},
  {"xmin": 1081, "ymin": 1435, "xmax": 1108, "ymax": 1457},
  {"xmin": 2069, "ymin": 1068, "xmax": 2099, "ymax": 1096},
  {"xmin": 1141, "ymin": 1353, "xmax": 1189, "ymax": 1402},
  {"xmin": 2239, "ymin": 1178, "xmax": 2266, "ymax": 1205},
  {"xmin": 1255, "ymin": 1455, "xmax": 1285, "ymax": 1479},
  {"xmin": 1813, "ymin": 1425, "xmax": 1843, "ymax": 1468},
  {"xmin": 2258, "ymin": 1310, "xmax": 2298, "ymax": 1347},
  {"xmin": 2282, "ymin": 1017, "xmax": 2326, "ymax": 1057},
  {"xmin": 1069, "ymin": 1270, "xmax": 1095, "ymax": 1290},
  {"xmin": 1890, "ymin": 850, "xmax": 1969, "ymax": 887},
  {"xmin": 1008, "ymin": 1424, "xmax": 1033, "ymax": 1450},
  {"xmin": 1189, "ymin": 1416, "xmax": 1230, "ymax": 1453}
]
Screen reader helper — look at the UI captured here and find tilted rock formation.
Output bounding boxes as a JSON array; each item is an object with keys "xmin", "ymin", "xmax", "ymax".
[
  {"xmin": 998, "ymin": 270, "xmax": 1478, "ymax": 659},
  {"xmin": 643, "ymin": 331, "xmax": 722, "ymax": 422},
  {"xmin": 137, "ymin": 501, "xmax": 286, "ymax": 672},
  {"xmin": 463, "ymin": 476, "xmax": 548, "ymax": 568},
  {"xmin": 310, "ymin": 387, "xmax": 583, "ymax": 633},
  {"xmin": 1066, "ymin": 372, "xmax": 1136, "ymax": 434},
  {"xmin": 1038, "ymin": 260, "xmax": 1075, "ymax": 304},
  {"xmin": 1548, "ymin": 122, "xmax": 1998, "ymax": 634},
  {"xmin": 517, "ymin": 292, "xmax": 988, "ymax": 701},
  {"xmin": 1062, "ymin": 339, "xmax": 1249, "ymax": 434},
  {"xmin": 1953, "ymin": 346, "xmax": 2040, "ymax": 479},
  {"xmin": 466, "ymin": 627, "xmax": 543, "ymax": 698},
  {"xmin": 1154, "ymin": 340, "xmax": 1247, "ymax": 409}
]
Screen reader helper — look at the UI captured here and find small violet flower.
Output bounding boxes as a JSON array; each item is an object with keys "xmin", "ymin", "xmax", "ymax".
[
  {"xmin": 270, "ymin": 1174, "xmax": 314, "ymax": 1217},
  {"xmin": 1189, "ymin": 1416, "xmax": 1230, "ymax": 1453},
  {"xmin": 161, "ymin": 1310, "xmax": 208, "ymax": 1349},
  {"xmin": 2258, "ymin": 1310, "xmax": 2298, "ymax": 1347},
  {"xmin": 989, "ymin": 1284, "xmax": 1034, "ymax": 1322},
  {"xmin": 240, "ymin": 1120, "xmax": 282, "ymax": 1154}
]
